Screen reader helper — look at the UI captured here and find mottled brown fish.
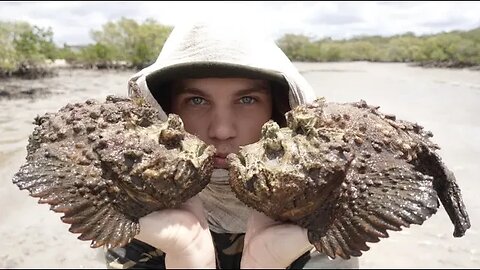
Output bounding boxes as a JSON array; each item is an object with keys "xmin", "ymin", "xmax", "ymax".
[
  {"xmin": 12, "ymin": 96, "xmax": 215, "ymax": 249},
  {"xmin": 13, "ymin": 95, "xmax": 471, "ymax": 258},
  {"xmin": 228, "ymin": 97, "xmax": 471, "ymax": 259}
]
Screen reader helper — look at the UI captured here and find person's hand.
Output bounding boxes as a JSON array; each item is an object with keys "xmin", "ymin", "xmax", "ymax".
[
  {"xmin": 134, "ymin": 195, "xmax": 216, "ymax": 268},
  {"xmin": 241, "ymin": 210, "xmax": 314, "ymax": 268}
]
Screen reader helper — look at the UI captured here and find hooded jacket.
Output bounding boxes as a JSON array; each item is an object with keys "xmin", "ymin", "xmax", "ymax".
[
  {"xmin": 127, "ymin": 20, "xmax": 317, "ymax": 120},
  {"xmin": 127, "ymin": 20, "xmax": 318, "ymax": 234},
  {"xmin": 115, "ymin": 20, "xmax": 358, "ymax": 269}
]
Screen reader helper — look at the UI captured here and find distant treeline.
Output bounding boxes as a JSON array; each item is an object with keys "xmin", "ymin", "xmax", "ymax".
[
  {"xmin": 277, "ymin": 28, "xmax": 480, "ymax": 67},
  {"xmin": 0, "ymin": 20, "xmax": 57, "ymax": 78},
  {"xmin": 1, "ymin": 18, "xmax": 480, "ymax": 78},
  {"xmin": 0, "ymin": 18, "xmax": 173, "ymax": 78}
]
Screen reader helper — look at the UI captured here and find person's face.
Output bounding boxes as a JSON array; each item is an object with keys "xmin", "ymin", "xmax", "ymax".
[{"xmin": 171, "ymin": 78, "xmax": 273, "ymax": 169}]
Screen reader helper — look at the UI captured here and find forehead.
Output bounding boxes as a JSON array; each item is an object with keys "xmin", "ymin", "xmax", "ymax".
[{"xmin": 172, "ymin": 78, "xmax": 271, "ymax": 94}]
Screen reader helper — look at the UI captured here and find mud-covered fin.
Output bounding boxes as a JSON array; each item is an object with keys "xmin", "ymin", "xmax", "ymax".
[
  {"xmin": 308, "ymin": 162, "xmax": 439, "ymax": 259},
  {"xmin": 12, "ymin": 145, "xmax": 140, "ymax": 249},
  {"xmin": 415, "ymin": 149, "xmax": 471, "ymax": 237}
]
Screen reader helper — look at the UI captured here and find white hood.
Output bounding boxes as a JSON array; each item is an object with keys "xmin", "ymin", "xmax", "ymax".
[
  {"xmin": 126, "ymin": 20, "xmax": 317, "ymax": 233},
  {"xmin": 127, "ymin": 20, "xmax": 316, "ymax": 120}
]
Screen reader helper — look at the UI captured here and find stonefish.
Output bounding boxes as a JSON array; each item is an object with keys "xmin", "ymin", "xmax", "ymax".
[
  {"xmin": 228, "ymin": 97, "xmax": 470, "ymax": 259},
  {"xmin": 13, "ymin": 96, "xmax": 470, "ymax": 259},
  {"xmin": 13, "ymin": 96, "xmax": 215, "ymax": 248}
]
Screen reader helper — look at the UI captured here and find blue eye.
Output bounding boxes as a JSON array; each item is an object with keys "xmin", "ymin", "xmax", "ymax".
[
  {"xmin": 190, "ymin": 97, "xmax": 205, "ymax": 105},
  {"xmin": 240, "ymin": 96, "xmax": 255, "ymax": 104}
]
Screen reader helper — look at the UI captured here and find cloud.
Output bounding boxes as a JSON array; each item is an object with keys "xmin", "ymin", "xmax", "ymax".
[
  {"xmin": 0, "ymin": 1, "xmax": 479, "ymax": 45},
  {"xmin": 302, "ymin": 1, "xmax": 480, "ymax": 39},
  {"xmin": 306, "ymin": 2, "xmax": 366, "ymax": 25}
]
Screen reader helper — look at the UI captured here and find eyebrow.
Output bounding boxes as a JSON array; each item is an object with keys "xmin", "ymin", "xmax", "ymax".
[
  {"xmin": 234, "ymin": 87, "xmax": 271, "ymax": 97},
  {"xmin": 173, "ymin": 85, "xmax": 271, "ymax": 97},
  {"xmin": 173, "ymin": 87, "xmax": 210, "ymax": 97}
]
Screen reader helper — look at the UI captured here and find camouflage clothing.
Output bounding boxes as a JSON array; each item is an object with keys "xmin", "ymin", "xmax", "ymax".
[{"xmin": 105, "ymin": 231, "xmax": 358, "ymax": 269}]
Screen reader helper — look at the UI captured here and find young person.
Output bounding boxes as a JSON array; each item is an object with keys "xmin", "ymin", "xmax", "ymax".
[{"xmin": 105, "ymin": 19, "xmax": 359, "ymax": 269}]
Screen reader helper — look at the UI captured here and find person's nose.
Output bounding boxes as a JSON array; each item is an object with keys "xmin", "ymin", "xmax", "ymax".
[{"xmin": 208, "ymin": 107, "xmax": 236, "ymax": 141}]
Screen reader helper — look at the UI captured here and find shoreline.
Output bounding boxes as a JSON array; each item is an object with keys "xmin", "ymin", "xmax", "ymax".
[
  {"xmin": 1, "ymin": 60, "xmax": 479, "ymax": 81},
  {"xmin": 1, "ymin": 60, "xmax": 478, "ymax": 102}
]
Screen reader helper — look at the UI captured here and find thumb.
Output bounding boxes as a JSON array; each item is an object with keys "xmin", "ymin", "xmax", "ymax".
[
  {"xmin": 179, "ymin": 195, "xmax": 209, "ymax": 229},
  {"xmin": 242, "ymin": 211, "xmax": 313, "ymax": 268},
  {"xmin": 135, "ymin": 196, "xmax": 216, "ymax": 268},
  {"xmin": 135, "ymin": 196, "xmax": 210, "ymax": 254}
]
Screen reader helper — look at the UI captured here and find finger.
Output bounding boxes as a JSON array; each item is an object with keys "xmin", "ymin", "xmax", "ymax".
[
  {"xmin": 136, "ymin": 194, "xmax": 208, "ymax": 248},
  {"xmin": 135, "ymin": 208, "xmax": 215, "ymax": 268},
  {"xmin": 244, "ymin": 210, "xmax": 281, "ymax": 245},
  {"xmin": 242, "ymin": 225, "xmax": 313, "ymax": 268},
  {"xmin": 242, "ymin": 215, "xmax": 314, "ymax": 268},
  {"xmin": 180, "ymin": 195, "xmax": 209, "ymax": 228},
  {"xmin": 262, "ymin": 224, "xmax": 313, "ymax": 265},
  {"xmin": 135, "ymin": 208, "xmax": 198, "ymax": 250}
]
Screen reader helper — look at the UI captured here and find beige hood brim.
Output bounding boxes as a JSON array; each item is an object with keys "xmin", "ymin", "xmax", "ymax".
[{"xmin": 127, "ymin": 19, "xmax": 317, "ymax": 121}]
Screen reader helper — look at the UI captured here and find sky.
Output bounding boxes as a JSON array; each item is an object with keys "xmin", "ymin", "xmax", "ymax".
[{"xmin": 1, "ymin": 1, "xmax": 479, "ymax": 45}]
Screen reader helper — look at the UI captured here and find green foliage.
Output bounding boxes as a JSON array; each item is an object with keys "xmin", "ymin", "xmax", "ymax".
[
  {"xmin": 0, "ymin": 18, "xmax": 173, "ymax": 75},
  {"xmin": 0, "ymin": 20, "xmax": 56, "ymax": 74},
  {"xmin": 56, "ymin": 44, "xmax": 79, "ymax": 63},
  {"xmin": 89, "ymin": 17, "xmax": 172, "ymax": 68},
  {"xmin": 13, "ymin": 25, "xmax": 56, "ymax": 61},
  {"xmin": 317, "ymin": 42, "xmax": 343, "ymax": 62},
  {"xmin": 0, "ymin": 22, "xmax": 18, "ymax": 71},
  {"xmin": 2, "ymin": 17, "xmax": 479, "ymax": 76},
  {"xmin": 277, "ymin": 27, "xmax": 480, "ymax": 66},
  {"xmin": 277, "ymin": 34, "xmax": 318, "ymax": 61},
  {"xmin": 78, "ymin": 43, "xmax": 116, "ymax": 66}
]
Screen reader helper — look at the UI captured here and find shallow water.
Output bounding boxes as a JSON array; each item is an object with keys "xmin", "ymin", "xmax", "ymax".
[{"xmin": 0, "ymin": 63, "xmax": 478, "ymax": 268}]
